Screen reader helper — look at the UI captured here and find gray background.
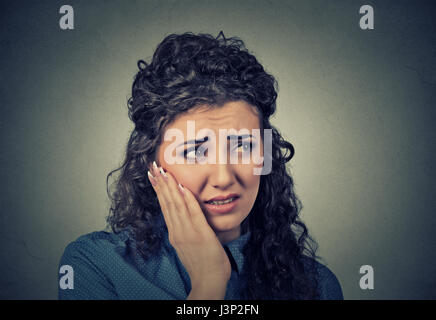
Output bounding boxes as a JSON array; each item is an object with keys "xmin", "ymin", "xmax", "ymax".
[{"xmin": 1, "ymin": 0, "xmax": 435, "ymax": 299}]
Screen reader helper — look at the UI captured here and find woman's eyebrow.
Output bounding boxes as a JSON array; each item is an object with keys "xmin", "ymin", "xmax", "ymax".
[
  {"xmin": 176, "ymin": 134, "xmax": 254, "ymax": 148},
  {"xmin": 177, "ymin": 136, "xmax": 209, "ymax": 147},
  {"xmin": 227, "ymin": 134, "xmax": 253, "ymax": 140}
]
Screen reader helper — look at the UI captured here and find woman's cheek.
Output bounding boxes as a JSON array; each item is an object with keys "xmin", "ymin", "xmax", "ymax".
[
  {"xmin": 245, "ymin": 167, "xmax": 262, "ymax": 196},
  {"xmin": 237, "ymin": 163, "xmax": 261, "ymax": 183},
  {"xmin": 169, "ymin": 164, "xmax": 204, "ymax": 193}
]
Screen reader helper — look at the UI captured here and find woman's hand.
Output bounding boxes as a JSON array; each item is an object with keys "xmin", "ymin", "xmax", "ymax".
[{"xmin": 148, "ymin": 161, "xmax": 231, "ymax": 299}]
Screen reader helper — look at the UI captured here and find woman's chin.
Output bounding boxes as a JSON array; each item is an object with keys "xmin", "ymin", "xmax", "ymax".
[{"xmin": 206, "ymin": 216, "xmax": 243, "ymax": 239}]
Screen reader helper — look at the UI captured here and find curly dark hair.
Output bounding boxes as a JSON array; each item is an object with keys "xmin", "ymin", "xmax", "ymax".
[{"xmin": 106, "ymin": 32, "xmax": 320, "ymax": 299}]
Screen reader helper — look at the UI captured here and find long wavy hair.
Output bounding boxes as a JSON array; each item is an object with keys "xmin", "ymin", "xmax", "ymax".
[{"xmin": 106, "ymin": 32, "xmax": 320, "ymax": 299}]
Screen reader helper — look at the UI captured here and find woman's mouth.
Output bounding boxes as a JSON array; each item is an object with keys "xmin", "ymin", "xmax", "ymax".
[
  {"xmin": 205, "ymin": 197, "xmax": 238, "ymax": 205},
  {"xmin": 204, "ymin": 194, "xmax": 240, "ymax": 214}
]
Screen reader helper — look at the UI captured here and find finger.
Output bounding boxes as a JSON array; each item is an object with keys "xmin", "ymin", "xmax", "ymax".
[
  {"xmin": 150, "ymin": 161, "xmax": 188, "ymax": 231},
  {"xmin": 148, "ymin": 169, "xmax": 173, "ymax": 232},
  {"xmin": 179, "ymin": 184, "xmax": 209, "ymax": 229},
  {"xmin": 157, "ymin": 167, "xmax": 192, "ymax": 230}
]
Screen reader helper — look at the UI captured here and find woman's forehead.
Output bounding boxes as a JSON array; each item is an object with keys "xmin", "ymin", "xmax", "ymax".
[{"xmin": 169, "ymin": 101, "xmax": 261, "ymax": 131}]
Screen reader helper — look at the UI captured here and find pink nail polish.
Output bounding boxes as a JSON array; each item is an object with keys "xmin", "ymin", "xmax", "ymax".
[
  {"xmin": 152, "ymin": 161, "xmax": 159, "ymax": 176},
  {"xmin": 148, "ymin": 171, "xmax": 157, "ymax": 186},
  {"xmin": 159, "ymin": 167, "xmax": 168, "ymax": 180},
  {"xmin": 178, "ymin": 183, "xmax": 185, "ymax": 194}
]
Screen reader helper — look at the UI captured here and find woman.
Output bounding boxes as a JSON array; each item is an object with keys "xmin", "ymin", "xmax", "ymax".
[{"xmin": 58, "ymin": 32, "xmax": 343, "ymax": 300}]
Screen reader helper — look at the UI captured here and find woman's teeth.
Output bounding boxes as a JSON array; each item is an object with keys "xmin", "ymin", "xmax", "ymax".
[{"xmin": 207, "ymin": 197, "xmax": 236, "ymax": 205}]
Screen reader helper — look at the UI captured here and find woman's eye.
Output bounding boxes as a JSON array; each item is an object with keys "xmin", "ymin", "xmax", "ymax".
[
  {"xmin": 183, "ymin": 142, "xmax": 254, "ymax": 160},
  {"xmin": 236, "ymin": 141, "xmax": 254, "ymax": 153},
  {"xmin": 184, "ymin": 146, "xmax": 207, "ymax": 160}
]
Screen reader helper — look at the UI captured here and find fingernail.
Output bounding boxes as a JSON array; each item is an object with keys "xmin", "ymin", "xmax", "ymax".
[
  {"xmin": 153, "ymin": 161, "xmax": 159, "ymax": 175},
  {"xmin": 178, "ymin": 183, "xmax": 185, "ymax": 194},
  {"xmin": 159, "ymin": 167, "xmax": 168, "ymax": 180},
  {"xmin": 148, "ymin": 171, "xmax": 157, "ymax": 186}
]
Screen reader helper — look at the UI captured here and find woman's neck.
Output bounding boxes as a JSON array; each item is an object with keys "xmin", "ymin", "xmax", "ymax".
[{"xmin": 216, "ymin": 226, "xmax": 241, "ymax": 245}]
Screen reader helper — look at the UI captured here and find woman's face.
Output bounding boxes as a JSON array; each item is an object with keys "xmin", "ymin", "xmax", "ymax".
[{"xmin": 156, "ymin": 100, "xmax": 263, "ymax": 243}]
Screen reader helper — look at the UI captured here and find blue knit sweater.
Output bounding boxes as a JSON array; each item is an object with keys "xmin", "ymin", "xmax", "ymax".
[{"xmin": 58, "ymin": 229, "xmax": 343, "ymax": 300}]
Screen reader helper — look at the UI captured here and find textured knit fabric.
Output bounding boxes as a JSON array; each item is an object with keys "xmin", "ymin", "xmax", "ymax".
[{"xmin": 58, "ymin": 229, "xmax": 343, "ymax": 300}]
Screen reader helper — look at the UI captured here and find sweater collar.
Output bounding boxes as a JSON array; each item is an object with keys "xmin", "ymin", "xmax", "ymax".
[{"xmin": 120, "ymin": 226, "xmax": 251, "ymax": 275}]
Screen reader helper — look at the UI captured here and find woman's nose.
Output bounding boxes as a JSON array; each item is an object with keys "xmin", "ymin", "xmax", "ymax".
[{"xmin": 209, "ymin": 163, "xmax": 235, "ymax": 189}]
